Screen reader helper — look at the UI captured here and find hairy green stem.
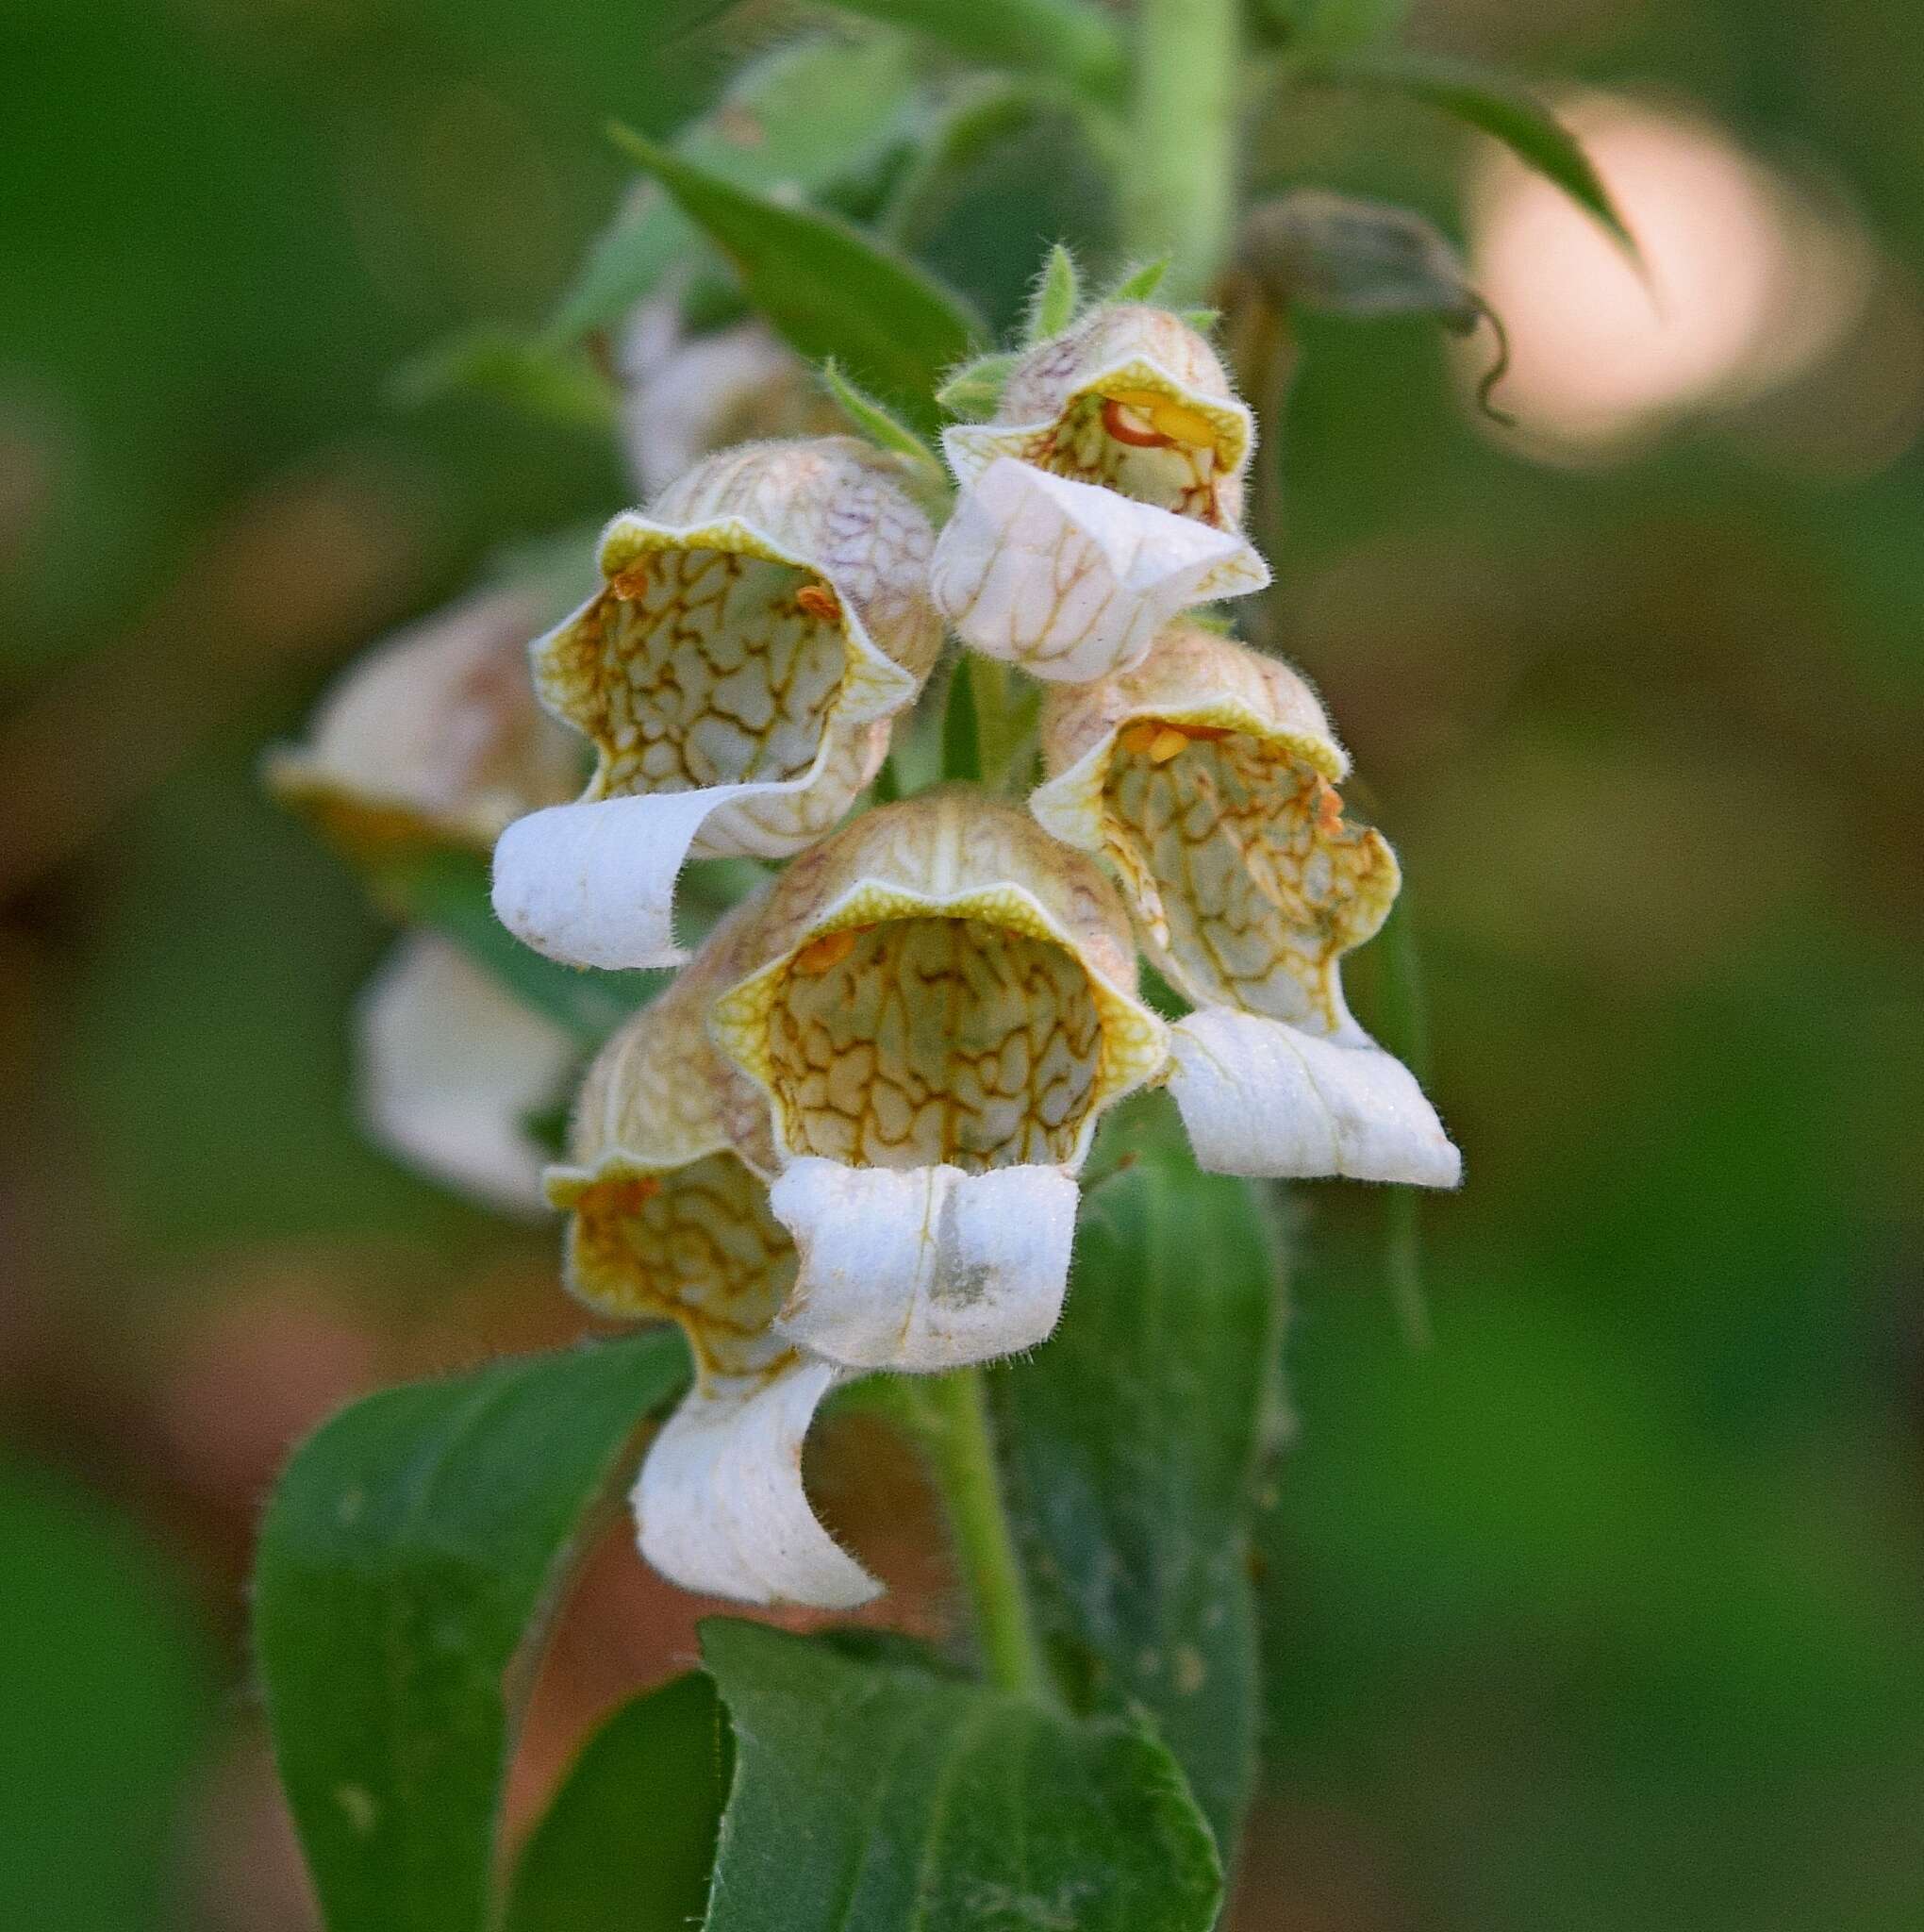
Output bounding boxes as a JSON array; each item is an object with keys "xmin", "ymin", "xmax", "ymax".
[
  {"xmin": 916, "ymin": 1367, "xmax": 1051, "ymax": 1700},
  {"xmin": 1123, "ymin": 0, "xmax": 1240, "ymax": 301}
]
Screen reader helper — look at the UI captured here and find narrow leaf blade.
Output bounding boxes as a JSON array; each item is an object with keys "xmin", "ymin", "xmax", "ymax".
[
  {"xmin": 606, "ymin": 123, "xmax": 982, "ymax": 431},
  {"xmin": 814, "ymin": 0, "xmax": 1125, "ymax": 100},
  {"xmin": 998, "ymin": 1142, "xmax": 1285, "ymax": 1864},
  {"xmin": 255, "ymin": 1334, "xmax": 688, "ymax": 1932},
  {"xmin": 506, "ymin": 1674, "xmax": 729, "ymax": 1932},
  {"xmin": 701, "ymin": 1621, "xmax": 1221, "ymax": 1931}
]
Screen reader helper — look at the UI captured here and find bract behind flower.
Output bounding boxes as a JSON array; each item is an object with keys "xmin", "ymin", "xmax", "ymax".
[
  {"xmin": 1032, "ymin": 623, "xmax": 1460, "ymax": 1189},
  {"xmin": 707, "ymin": 791, "xmax": 1168, "ymax": 1371},
  {"xmin": 492, "ymin": 439, "xmax": 942, "ymax": 971},
  {"xmin": 548, "ymin": 900, "xmax": 877, "ymax": 1608}
]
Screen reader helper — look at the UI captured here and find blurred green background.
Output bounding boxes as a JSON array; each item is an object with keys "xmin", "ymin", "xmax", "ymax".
[{"xmin": 2, "ymin": 1, "xmax": 1919, "ymax": 1926}]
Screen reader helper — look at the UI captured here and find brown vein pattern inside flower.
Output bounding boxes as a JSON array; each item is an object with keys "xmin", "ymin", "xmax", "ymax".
[
  {"xmin": 765, "ymin": 916, "xmax": 1103, "ymax": 1173},
  {"xmin": 1105, "ymin": 724, "xmax": 1398, "ymax": 1031},
  {"xmin": 570, "ymin": 1153, "xmax": 797, "ymax": 1377},
  {"xmin": 549, "ymin": 546, "xmax": 848, "ymax": 796},
  {"xmin": 1020, "ymin": 390, "xmax": 1226, "ymax": 525}
]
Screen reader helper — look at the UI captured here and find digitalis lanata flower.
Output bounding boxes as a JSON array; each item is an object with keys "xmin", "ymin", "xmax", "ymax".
[
  {"xmin": 547, "ymin": 898, "xmax": 879, "ymax": 1609},
  {"xmin": 930, "ymin": 305, "xmax": 1269, "ymax": 682},
  {"xmin": 706, "ymin": 791, "xmax": 1169, "ymax": 1373},
  {"xmin": 491, "ymin": 438, "xmax": 942, "ymax": 970},
  {"xmin": 1031, "ymin": 621, "xmax": 1460, "ymax": 1188}
]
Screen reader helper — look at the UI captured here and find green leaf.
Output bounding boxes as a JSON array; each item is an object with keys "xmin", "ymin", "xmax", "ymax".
[
  {"xmin": 939, "ymin": 653, "xmax": 981, "ymax": 784},
  {"xmin": 1105, "ymin": 257, "xmax": 1169, "ymax": 303},
  {"xmin": 1308, "ymin": 51, "xmax": 1636, "ymax": 258},
  {"xmin": 1267, "ymin": 0, "xmax": 1411, "ymax": 56},
  {"xmin": 390, "ymin": 325, "xmax": 614, "ymax": 428},
  {"xmin": 506, "ymin": 1674, "xmax": 729, "ymax": 1932},
  {"xmin": 700, "ymin": 1620, "xmax": 1222, "ymax": 1931},
  {"xmin": 255, "ymin": 1334, "xmax": 689, "ymax": 1932},
  {"xmin": 552, "ymin": 36, "xmax": 924, "ymax": 343},
  {"xmin": 998, "ymin": 1144, "xmax": 1285, "ymax": 1865},
  {"xmin": 935, "ymin": 349, "xmax": 1020, "ymax": 420},
  {"xmin": 378, "ymin": 845, "xmax": 658, "ymax": 1048},
  {"xmin": 606, "ymin": 122, "xmax": 981, "ymax": 433},
  {"xmin": 1027, "ymin": 242, "xmax": 1082, "ymax": 341},
  {"xmin": 820, "ymin": 358, "xmax": 944, "ymax": 475},
  {"xmin": 814, "ymin": 0, "xmax": 1125, "ymax": 101}
]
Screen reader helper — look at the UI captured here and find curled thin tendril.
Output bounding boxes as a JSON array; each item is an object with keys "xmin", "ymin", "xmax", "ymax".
[{"xmin": 1469, "ymin": 292, "xmax": 1516, "ymax": 428}]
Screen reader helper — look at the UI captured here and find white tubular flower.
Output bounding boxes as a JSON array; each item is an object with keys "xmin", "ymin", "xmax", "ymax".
[
  {"xmin": 930, "ymin": 304, "xmax": 1269, "ymax": 681},
  {"xmin": 706, "ymin": 791, "xmax": 1169, "ymax": 1373},
  {"xmin": 616, "ymin": 297, "xmax": 834, "ymax": 499},
  {"xmin": 547, "ymin": 900, "xmax": 879, "ymax": 1609},
  {"xmin": 1031, "ymin": 622, "xmax": 1461, "ymax": 1189},
  {"xmin": 264, "ymin": 588, "xmax": 581, "ymax": 856},
  {"xmin": 356, "ymin": 933, "xmax": 577, "ymax": 1217},
  {"xmin": 491, "ymin": 438, "xmax": 943, "ymax": 972}
]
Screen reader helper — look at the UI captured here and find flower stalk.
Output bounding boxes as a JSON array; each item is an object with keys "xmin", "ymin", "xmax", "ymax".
[
  {"xmin": 914, "ymin": 1366, "xmax": 1052, "ymax": 1701},
  {"xmin": 1125, "ymin": 0, "xmax": 1241, "ymax": 302}
]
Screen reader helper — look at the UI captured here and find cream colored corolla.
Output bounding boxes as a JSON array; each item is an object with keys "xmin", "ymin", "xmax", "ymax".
[
  {"xmin": 929, "ymin": 305, "xmax": 1269, "ymax": 682},
  {"xmin": 1030, "ymin": 622, "xmax": 1460, "ymax": 1189},
  {"xmin": 705, "ymin": 791, "xmax": 1170, "ymax": 1374},
  {"xmin": 491, "ymin": 438, "xmax": 943, "ymax": 971},
  {"xmin": 546, "ymin": 896, "xmax": 881, "ymax": 1609}
]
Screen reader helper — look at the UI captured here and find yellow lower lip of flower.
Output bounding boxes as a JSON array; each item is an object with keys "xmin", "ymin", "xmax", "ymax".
[{"xmin": 711, "ymin": 883, "xmax": 1168, "ymax": 1174}]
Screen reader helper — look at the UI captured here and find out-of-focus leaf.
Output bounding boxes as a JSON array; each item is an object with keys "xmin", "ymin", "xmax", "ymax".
[
  {"xmin": 1263, "ymin": 0, "xmax": 1411, "ymax": 55},
  {"xmin": 606, "ymin": 123, "xmax": 981, "ymax": 432},
  {"xmin": 553, "ymin": 36, "xmax": 923, "ymax": 343},
  {"xmin": 700, "ymin": 1620, "xmax": 1222, "ymax": 1931},
  {"xmin": 0, "ymin": 1457, "xmax": 210, "ymax": 1932},
  {"xmin": 939, "ymin": 652, "xmax": 982, "ymax": 784},
  {"xmin": 998, "ymin": 1142, "xmax": 1284, "ymax": 1864},
  {"xmin": 392, "ymin": 325, "xmax": 614, "ymax": 427},
  {"xmin": 880, "ymin": 78, "xmax": 1037, "ymax": 247},
  {"xmin": 255, "ymin": 1334, "xmax": 688, "ymax": 1932},
  {"xmin": 815, "ymin": 0, "xmax": 1125, "ymax": 100},
  {"xmin": 506, "ymin": 1674, "xmax": 728, "ymax": 1932},
  {"xmin": 378, "ymin": 845, "xmax": 656, "ymax": 1047},
  {"xmin": 1305, "ymin": 52, "xmax": 1636, "ymax": 258},
  {"xmin": 1240, "ymin": 190, "xmax": 1481, "ymax": 325}
]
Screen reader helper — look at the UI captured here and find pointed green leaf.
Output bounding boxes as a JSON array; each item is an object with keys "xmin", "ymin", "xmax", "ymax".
[
  {"xmin": 998, "ymin": 1141, "xmax": 1285, "ymax": 1865},
  {"xmin": 1027, "ymin": 242, "xmax": 1082, "ymax": 341},
  {"xmin": 553, "ymin": 36, "xmax": 923, "ymax": 343},
  {"xmin": 820, "ymin": 358, "xmax": 944, "ymax": 475},
  {"xmin": 935, "ymin": 349, "xmax": 1020, "ymax": 420},
  {"xmin": 506, "ymin": 1674, "xmax": 729, "ymax": 1932},
  {"xmin": 701, "ymin": 1621, "xmax": 1221, "ymax": 1931},
  {"xmin": 255, "ymin": 1334, "xmax": 689, "ymax": 1932},
  {"xmin": 811, "ymin": 0, "xmax": 1125, "ymax": 101},
  {"xmin": 939, "ymin": 654, "xmax": 981, "ymax": 785},
  {"xmin": 1106, "ymin": 257, "xmax": 1170, "ymax": 304},
  {"xmin": 391, "ymin": 326, "xmax": 615, "ymax": 429},
  {"xmin": 605, "ymin": 123, "xmax": 981, "ymax": 433},
  {"xmin": 1308, "ymin": 51, "xmax": 1636, "ymax": 258}
]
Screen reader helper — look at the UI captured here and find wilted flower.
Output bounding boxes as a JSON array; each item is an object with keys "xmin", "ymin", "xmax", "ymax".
[
  {"xmin": 1030, "ymin": 622, "xmax": 1460, "ymax": 1187},
  {"xmin": 705, "ymin": 791, "xmax": 1169, "ymax": 1373},
  {"xmin": 491, "ymin": 438, "xmax": 943, "ymax": 970},
  {"xmin": 356, "ymin": 933, "xmax": 578, "ymax": 1216},
  {"xmin": 930, "ymin": 305, "xmax": 1269, "ymax": 681},
  {"xmin": 547, "ymin": 898, "xmax": 879, "ymax": 1608},
  {"xmin": 264, "ymin": 587, "xmax": 581, "ymax": 856},
  {"xmin": 616, "ymin": 296, "xmax": 836, "ymax": 498}
]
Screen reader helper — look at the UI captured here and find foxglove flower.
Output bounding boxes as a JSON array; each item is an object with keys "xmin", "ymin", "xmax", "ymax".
[
  {"xmin": 264, "ymin": 588, "xmax": 580, "ymax": 855},
  {"xmin": 357, "ymin": 933, "xmax": 577, "ymax": 1216},
  {"xmin": 547, "ymin": 898, "xmax": 879, "ymax": 1608},
  {"xmin": 1030, "ymin": 622, "xmax": 1460, "ymax": 1187},
  {"xmin": 705, "ymin": 791, "xmax": 1169, "ymax": 1373},
  {"xmin": 616, "ymin": 296, "xmax": 835, "ymax": 499},
  {"xmin": 930, "ymin": 305, "xmax": 1269, "ymax": 682},
  {"xmin": 492, "ymin": 439, "xmax": 943, "ymax": 970}
]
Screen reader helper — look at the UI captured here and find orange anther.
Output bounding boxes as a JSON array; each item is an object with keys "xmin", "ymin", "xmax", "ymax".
[
  {"xmin": 610, "ymin": 1174, "xmax": 662, "ymax": 1214},
  {"xmin": 792, "ymin": 927, "xmax": 859, "ymax": 975},
  {"xmin": 795, "ymin": 581, "xmax": 842, "ymax": 624},
  {"xmin": 1149, "ymin": 725, "xmax": 1192, "ymax": 764},
  {"xmin": 1119, "ymin": 721, "xmax": 1161, "ymax": 758},
  {"xmin": 1314, "ymin": 779, "xmax": 1345, "ymax": 837},
  {"xmin": 608, "ymin": 562, "xmax": 653, "ymax": 601}
]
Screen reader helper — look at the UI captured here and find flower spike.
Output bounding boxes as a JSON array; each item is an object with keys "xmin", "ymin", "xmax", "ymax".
[
  {"xmin": 547, "ymin": 898, "xmax": 878, "ymax": 1608},
  {"xmin": 491, "ymin": 438, "xmax": 943, "ymax": 971},
  {"xmin": 931, "ymin": 304, "xmax": 1269, "ymax": 681},
  {"xmin": 1032, "ymin": 622, "xmax": 1460, "ymax": 1189},
  {"xmin": 706, "ymin": 791, "xmax": 1168, "ymax": 1372}
]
